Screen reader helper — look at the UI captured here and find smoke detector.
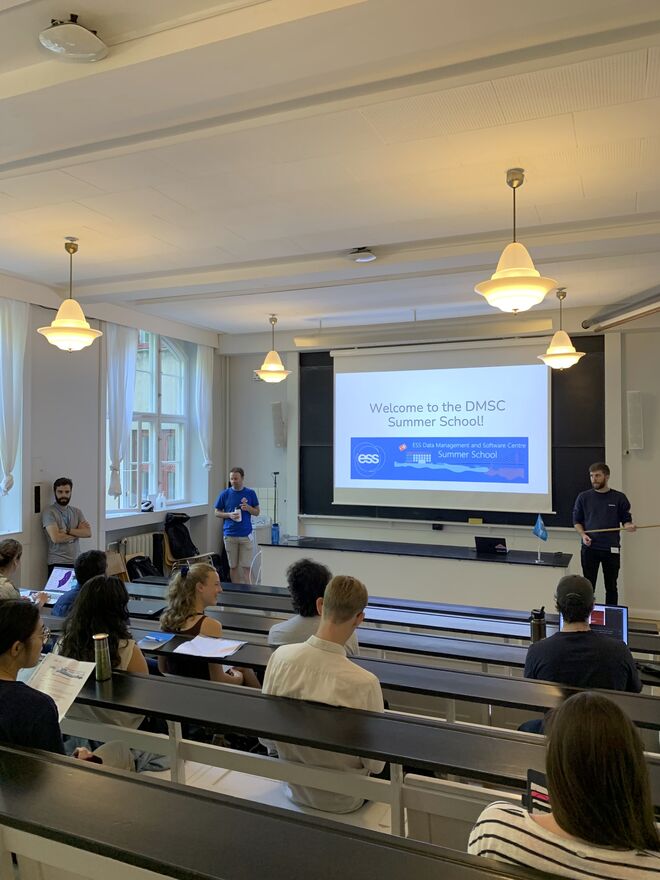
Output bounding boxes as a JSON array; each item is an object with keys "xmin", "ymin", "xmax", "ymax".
[
  {"xmin": 349, "ymin": 247, "xmax": 377, "ymax": 263},
  {"xmin": 39, "ymin": 14, "xmax": 108, "ymax": 62}
]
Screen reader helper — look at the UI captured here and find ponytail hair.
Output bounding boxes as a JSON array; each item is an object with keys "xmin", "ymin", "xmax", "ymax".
[{"xmin": 160, "ymin": 563, "xmax": 216, "ymax": 632}]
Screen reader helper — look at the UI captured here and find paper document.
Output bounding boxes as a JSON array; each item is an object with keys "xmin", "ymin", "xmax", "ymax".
[
  {"xmin": 137, "ymin": 632, "xmax": 175, "ymax": 650},
  {"xmin": 27, "ymin": 654, "xmax": 95, "ymax": 721},
  {"xmin": 173, "ymin": 636, "xmax": 245, "ymax": 658}
]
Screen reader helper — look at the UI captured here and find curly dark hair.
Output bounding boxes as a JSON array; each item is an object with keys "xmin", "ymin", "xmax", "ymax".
[
  {"xmin": 58, "ymin": 575, "xmax": 131, "ymax": 668},
  {"xmin": 286, "ymin": 558, "xmax": 332, "ymax": 617}
]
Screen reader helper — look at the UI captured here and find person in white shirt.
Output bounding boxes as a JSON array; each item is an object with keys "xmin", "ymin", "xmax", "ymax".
[
  {"xmin": 262, "ymin": 574, "xmax": 384, "ymax": 813},
  {"xmin": 268, "ymin": 558, "xmax": 359, "ymax": 656},
  {"xmin": 468, "ymin": 692, "xmax": 660, "ymax": 879}
]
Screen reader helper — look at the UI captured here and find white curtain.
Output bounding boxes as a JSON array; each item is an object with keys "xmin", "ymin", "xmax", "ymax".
[
  {"xmin": 194, "ymin": 344, "xmax": 214, "ymax": 471},
  {"xmin": 0, "ymin": 298, "xmax": 28, "ymax": 494},
  {"xmin": 106, "ymin": 323, "xmax": 138, "ymax": 498}
]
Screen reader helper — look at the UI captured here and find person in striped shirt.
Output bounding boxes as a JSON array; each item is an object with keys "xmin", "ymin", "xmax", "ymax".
[{"xmin": 468, "ymin": 692, "xmax": 659, "ymax": 879}]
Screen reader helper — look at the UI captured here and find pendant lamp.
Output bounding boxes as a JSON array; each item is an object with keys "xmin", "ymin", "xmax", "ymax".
[
  {"xmin": 255, "ymin": 315, "xmax": 290, "ymax": 383},
  {"xmin": 538, "ymin": 288, "xmax": 585, "ymax": 370},
  {"xmin": 38, "ymin": 237, "xmax": 102, "ymax": 351},
  {"xmin": 475, "ymin": 169, "xmax": 557, "ymax": 313}
]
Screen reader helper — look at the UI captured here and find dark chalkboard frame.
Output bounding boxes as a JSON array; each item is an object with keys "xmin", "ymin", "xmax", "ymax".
[{"xmin": 299, "ymin": 336, "xmax": 604, "ymax": 527}]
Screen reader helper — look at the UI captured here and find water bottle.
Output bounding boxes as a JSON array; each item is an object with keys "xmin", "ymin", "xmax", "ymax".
[
  {"xmin": 93, "ymin": 633, "xmax": 112, "ymax": 681},
  {"xmin": 530, "ymin": 607, "xmax": 547, "ymax": 643},
  {"xmin": 271, "ymin": 522, "xmax": 280, "ymax": 545}
]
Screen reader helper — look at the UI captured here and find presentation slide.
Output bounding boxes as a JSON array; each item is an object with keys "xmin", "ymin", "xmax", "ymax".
[{"xmin": 334, "ymin": 362, "xmax": 551, "ymax": 513}]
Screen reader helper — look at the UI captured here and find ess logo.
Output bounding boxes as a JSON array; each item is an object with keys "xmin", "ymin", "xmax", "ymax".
[{"xmin": 352, "ymin": 441, "xmax": 385, "ymax": 477}]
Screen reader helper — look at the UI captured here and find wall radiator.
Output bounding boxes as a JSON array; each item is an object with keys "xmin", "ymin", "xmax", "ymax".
[{"xmin": 122, "ymin": 532, "xmax": 158, "ymax": 558}]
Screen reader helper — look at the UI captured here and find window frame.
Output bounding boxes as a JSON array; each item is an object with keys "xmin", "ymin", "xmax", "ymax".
[{"xmin": 107, "ymin": 332, "xmax": 190, "ymax": 513}]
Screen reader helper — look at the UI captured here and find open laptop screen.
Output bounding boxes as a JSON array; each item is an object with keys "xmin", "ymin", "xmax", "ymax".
[
  {"xmin": 560, "ymin": 603, "xmax": 628, "ymax": 644},
  {"xmin": 44, "ymin": 566, "xmax": 78, "ymax": 593},
  {"xmin": 474, "ymin": 536, "xmax": 508, "ymax": 555}
]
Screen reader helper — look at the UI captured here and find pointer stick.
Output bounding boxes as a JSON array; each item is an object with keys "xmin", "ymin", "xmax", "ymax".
[{"xmin": 585, "ymin": 523, "xmax": 660, "ymax": 533}]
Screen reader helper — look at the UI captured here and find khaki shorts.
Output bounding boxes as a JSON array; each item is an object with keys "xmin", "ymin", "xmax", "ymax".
[{"xmin": 223, "ymin": 535, "xmax": 253, "ymax": 569}]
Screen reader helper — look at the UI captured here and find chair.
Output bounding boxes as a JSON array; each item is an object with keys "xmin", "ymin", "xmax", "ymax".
[{"xmin": 249, "ymin": 549, "xmax": 263, "ymax": 585}]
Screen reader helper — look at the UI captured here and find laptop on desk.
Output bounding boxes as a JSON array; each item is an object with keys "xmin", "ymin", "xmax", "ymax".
[
  {"xmin": 560, "ymin": 603, "xmax": 629, "ymax": 644},
  {"xmin": 20, "ymin": 566, "xmax": 78, "ymax": 606},
  {"xmin": 474, "ymin": 536, "xmax": 508, "ymax": 556}
]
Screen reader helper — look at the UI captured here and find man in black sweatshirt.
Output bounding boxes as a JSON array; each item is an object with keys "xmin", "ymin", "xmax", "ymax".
[{"xmin": 572, "ymin": 462, "xmax": 635, "ymax": 605}]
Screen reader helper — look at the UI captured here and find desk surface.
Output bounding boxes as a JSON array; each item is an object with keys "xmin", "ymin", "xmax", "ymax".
[
  {"xmin": 0, "ymin": 747, "xmax": 542, "ymax": 880},
  {"xmin": 270, "ymin": 536, "xmax": 573, "ymax": 568},
  {"xmin": 130, "ymin": 578, "xmax": 658, "ymax": 635},
  {"xmin": 140, "ymin": 632, "xmax": 660, "ymax": 731}
]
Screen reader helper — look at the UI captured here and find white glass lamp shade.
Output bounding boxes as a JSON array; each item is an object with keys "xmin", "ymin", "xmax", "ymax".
[
  {"xmin": 37, "ymin": 298, "xmax": 102, "ymax": 351},
  {"xmin": 538, "ymin": 329, "xmax": 585, "ymax": 370},
  {"xmin": 255, "ymin": 349, "xmax": 291, "ymax": 383},
  {"xmin": 475, "ymin": 242, "xmax": 557, "ymax": 313}
]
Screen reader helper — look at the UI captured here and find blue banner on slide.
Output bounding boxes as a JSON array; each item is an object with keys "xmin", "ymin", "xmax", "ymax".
[{"xmin": 350, "ymin": 437, "xmax": 529, "ymax": 483}]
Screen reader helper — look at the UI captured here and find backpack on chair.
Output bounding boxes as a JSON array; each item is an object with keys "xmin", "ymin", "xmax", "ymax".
[{"xmin": 164, "ymin": 512, "xmax": 198, "ymax": 560}]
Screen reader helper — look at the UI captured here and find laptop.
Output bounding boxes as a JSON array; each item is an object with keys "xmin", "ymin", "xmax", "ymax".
[
  {"xmin": 44, "ymin": 566, "xmax": 78, "ymax": 594},
  {"xmin": 474, "ymin": 536, "xmax": 508, "ymax": 555},
  {"xmin": 560, "ymin": 603, "xmax": 629, "ymax": 644},
  {"xmin": 20, "ymin": 566, "xmax": 78, "ymax": 606}
]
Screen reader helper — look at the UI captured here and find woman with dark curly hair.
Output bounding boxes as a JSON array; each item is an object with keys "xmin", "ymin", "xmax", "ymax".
[
  {"xmin": 469, "ymin": 691, "xmax": 660, "ymax": 878},
  {"xmin": 56, "ymin": 576, "xmax": 148, "ymax": 736}
]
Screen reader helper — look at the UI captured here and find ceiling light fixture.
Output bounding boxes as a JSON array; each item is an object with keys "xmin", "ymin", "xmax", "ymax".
[
  {"xmin": 475, "ymin": 168, "xmax": 557, "ymax": 313},
  {"xmin": 349, "ymin": 247, "xmax": 377, "ymax": 263},
  {"xmin": 38, "ymin": 13, "xmax": 108, "ymax": 62},
  {"xmin": 37, "ymin": 238, "xmax": 102, "ymax": 352},
  {"xmin": 255, "ymin": 315, "xmax": 290, "ymax": 383},
  {"xmin": 538, "ymin": 288, "xmax": 585, "ymax": 370}
]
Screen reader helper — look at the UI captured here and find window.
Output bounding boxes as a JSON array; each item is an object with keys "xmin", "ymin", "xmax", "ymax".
[{"xmin": 107, "ymin": 331, "xmax": 189, "ymax": 511}]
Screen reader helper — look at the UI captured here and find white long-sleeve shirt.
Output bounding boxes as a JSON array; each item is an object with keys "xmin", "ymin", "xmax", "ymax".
[{"xmin": 262, "ymin": 634, "xmax": 384, "ymax": 813}]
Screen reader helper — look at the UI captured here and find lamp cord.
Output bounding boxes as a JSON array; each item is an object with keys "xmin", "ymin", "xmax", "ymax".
[
  {"xmin": 512, "ymin": 186, "xmax": 517, "ymax": 243},
  {"xmin": 69, "ymin": 249, "xmax": 73, "ymax": 300}
]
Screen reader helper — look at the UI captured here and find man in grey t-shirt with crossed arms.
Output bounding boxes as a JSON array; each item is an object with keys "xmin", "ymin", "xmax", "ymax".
[{"xmin": 42, "ymin": 477, "xmax": 91, "ymax": 575}]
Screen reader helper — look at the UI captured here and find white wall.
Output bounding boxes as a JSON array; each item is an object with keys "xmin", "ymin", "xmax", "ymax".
[
  {"xmin": 24, "ymin": 305, "xmax": 101, "ymax": 586},
  {"xmin": 12, "ymin": 304, "xmax": 220, "ymax": 587},
  {"xmin": 226, "ymin": 352, "xmax": 298, "ymax": 534},
  {"xmin": 621, "ymin": 328, "xmax": 660, "ymax": 618}
]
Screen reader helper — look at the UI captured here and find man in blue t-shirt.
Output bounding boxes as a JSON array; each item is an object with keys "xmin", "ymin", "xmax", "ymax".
[
  {"xmin": 572, "ymin": 462, "xmax": 635, "ymax": 605},
  {"xmin": 214, "ymin": 467, "xmax": 260, "ymax": 583}
]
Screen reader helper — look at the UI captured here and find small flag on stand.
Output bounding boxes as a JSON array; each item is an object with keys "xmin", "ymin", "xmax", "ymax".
[{"xmin": 533, "ymin": 514, "xmax": 548, "ymax": 541}]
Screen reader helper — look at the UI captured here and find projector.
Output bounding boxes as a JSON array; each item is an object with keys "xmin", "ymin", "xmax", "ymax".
[{"xmin": 39, "ymin": 14, "xmax": 108, "ymax": 62}]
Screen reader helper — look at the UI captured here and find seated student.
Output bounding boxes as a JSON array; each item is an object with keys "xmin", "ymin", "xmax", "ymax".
[
  {"xmin": 268, "ymin": 558, "xmax": 359, "ymax": 655},
  {"xmin": 160, "ymin": 563, "xmax": 259, "ymax": 687},
  {"xmin": 56, "ymin": 575, "xmax": 148, "ymax": 730},
  {"xmin": 468, "ymin": 691, "xmax": 660, "ymax": 877},
  {"xmin": 0, "ymin": 539, "xmax": 48, "ymax": 606},
  {"xmin": 524, "ymin": 574, "xmax": 641, "ymax": 693},
  {"xmin": 262, "ymin": 575, "xmax": 384, "ymax": 813},
  {"xmin": 0, "ymin": 599, "xmax": 133, "ymax": 769},
  {"xmin": 52, "ymin": 549, "xmax": 106, "ymax": 617}
]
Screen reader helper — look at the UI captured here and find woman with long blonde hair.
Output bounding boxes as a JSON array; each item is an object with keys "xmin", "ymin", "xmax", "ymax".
[{"xmin": 160, "ymin": 563, "xmax": 258, "ymax": 687}]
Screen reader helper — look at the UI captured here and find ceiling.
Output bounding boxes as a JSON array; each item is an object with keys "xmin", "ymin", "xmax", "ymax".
[{"xmin": 2, "ymin": 0, "xmax": 660, "ymax": 334}]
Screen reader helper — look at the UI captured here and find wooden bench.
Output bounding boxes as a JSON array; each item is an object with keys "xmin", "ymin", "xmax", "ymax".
[{"xmin": 0, "ymin": 746, "xmax": 556, "ymax": 880}]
